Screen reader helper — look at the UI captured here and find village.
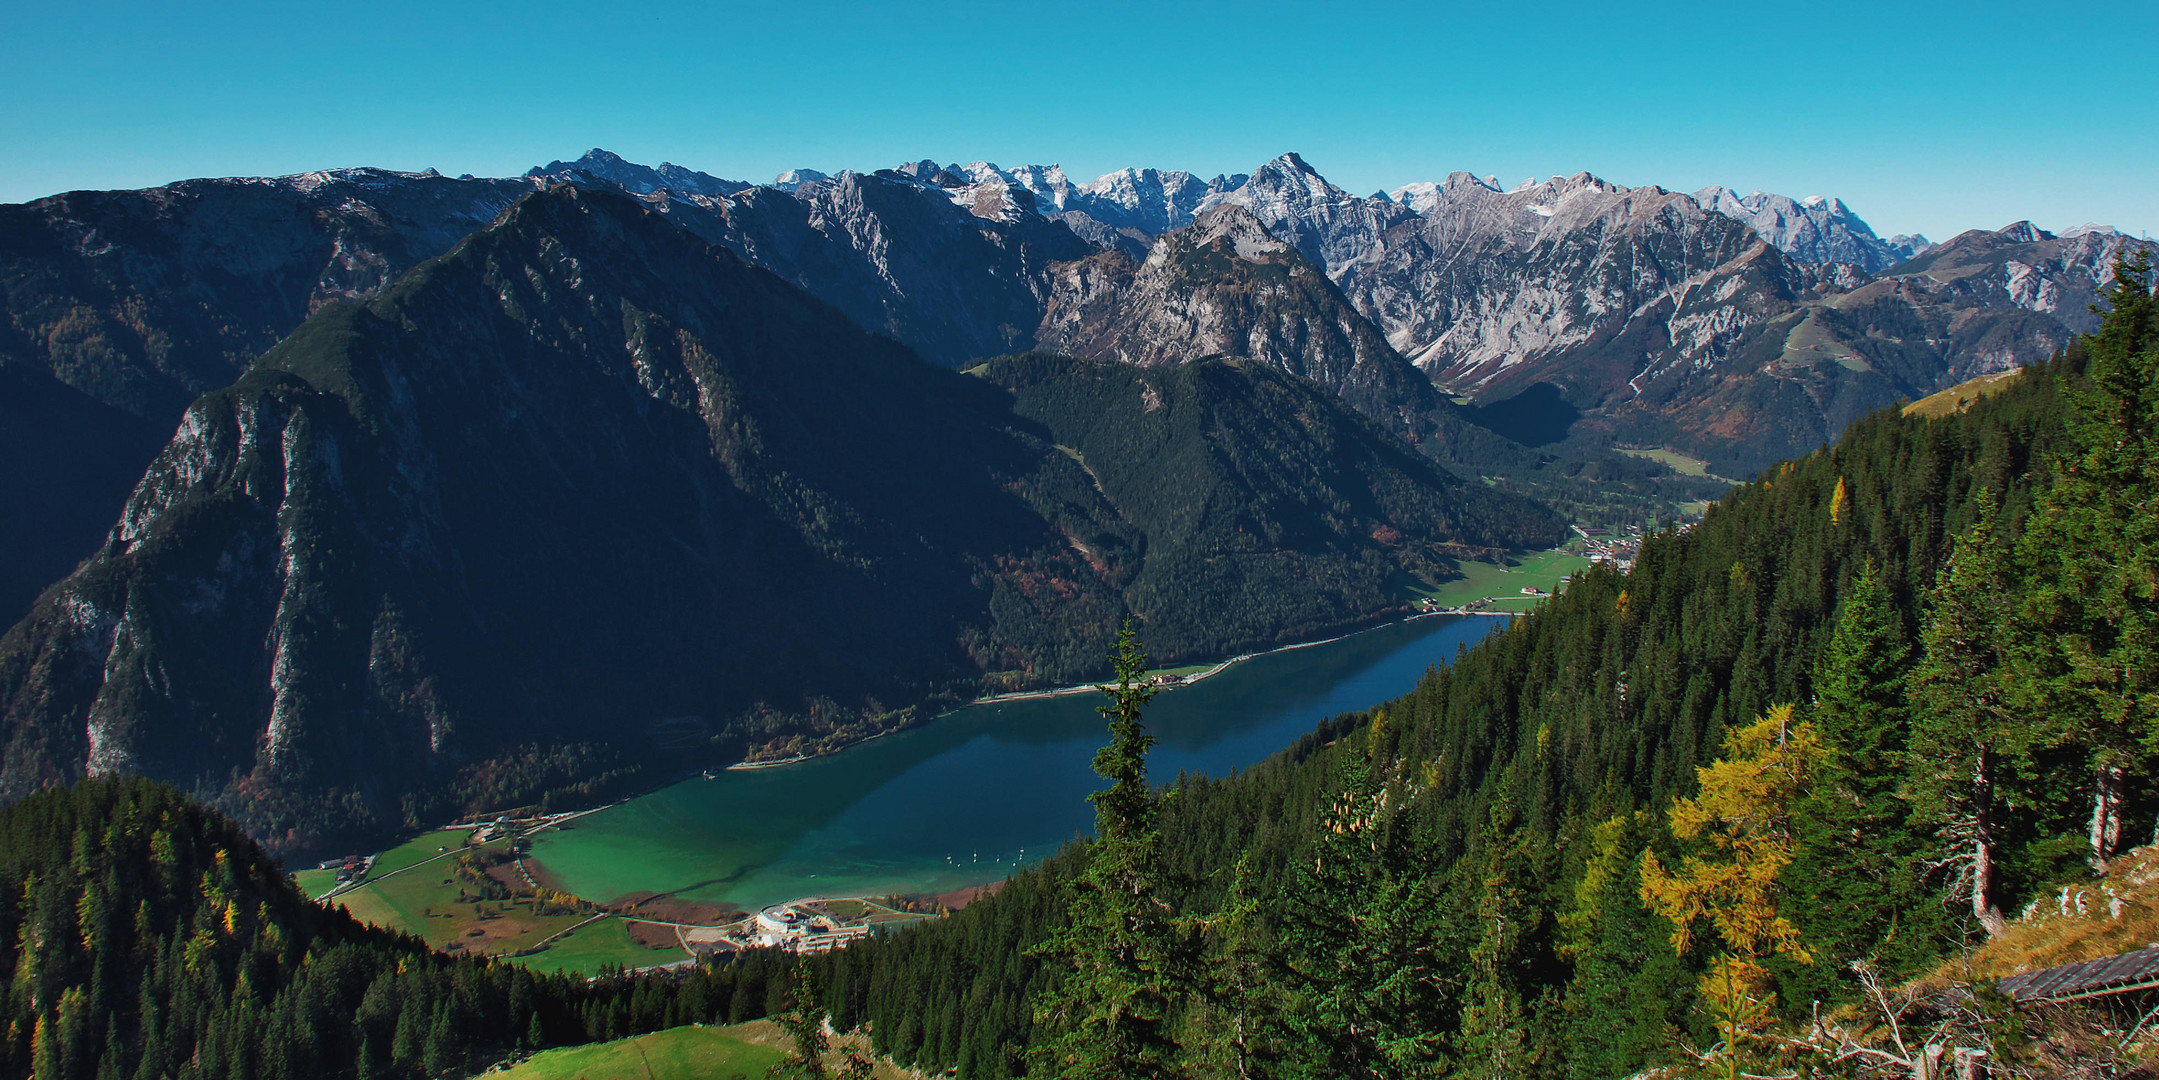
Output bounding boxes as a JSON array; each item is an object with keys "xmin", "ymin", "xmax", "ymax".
[
  {"xmin": 299, "ymin": 810, "xmax": 942, "ymax": 976},
  {"xmin": 1572, "ymin": 521, "xmax": 1646, "ymax": 573}
]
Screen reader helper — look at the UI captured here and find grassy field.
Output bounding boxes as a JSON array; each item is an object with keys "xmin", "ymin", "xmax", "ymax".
[
  {"xmin": 329, "ymin": 842, "xmax": 671, "ymax": 969},
  {"xmin": 493, "ymin": 1021, "xmax": 918, "ymax": 1080},
  {"xmin": 328, "ymin": 828, "xmax": 484, "ymax": 939},
  {"xmin": 1777, "ymin": 309, "xmax": 1871, "ymax": 372},
  {"xmin": 333, "ymin": 866, "xmax": 591, "ymax": 955},
  {"xmin": 292, "ymin": 868, "xmax": 338, "ymax": 899},
  {"xmin": 511, "ymin": 916, "xmax": 685, "ymax": 977},
  {"xmin": 1147, "ymin": 662, "xmax": 1217, "ymax": 678},
  {"xmin": 493, "ymin": 1023, "xmax": 787, "ymax": 1080},
  {"xmin": 1616, "ymin": 447, "xmax": 1713, "ymax": 477},
  {"xmin": 327, "ymin": 828, "xmax": 606, "ymax": 959},
  {"xmin": 1411, "ymin": 550, "xmax": 1592, "ymax": 610},
  {"xmin": 371, "ymin": 828, "xmax": 474, "ymax": 875},
  {"xmin": 808, "ymin": 898, "xmax": 876, "ymax": 920}
]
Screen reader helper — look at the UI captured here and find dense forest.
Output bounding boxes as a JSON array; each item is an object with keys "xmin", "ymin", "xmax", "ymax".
[
  {"xmin": 818, "ymin": 256, "xmax": 2159, "ymax": 1077},
  {"xmin": 0, "ymin": 777, "xmax": 811, "ymax": 1080}
]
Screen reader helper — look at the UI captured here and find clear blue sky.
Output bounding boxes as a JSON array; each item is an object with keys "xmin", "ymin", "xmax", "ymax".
[{"xmin": 5, "ymin": 0, "xmax": 2154, "ymax": 242}]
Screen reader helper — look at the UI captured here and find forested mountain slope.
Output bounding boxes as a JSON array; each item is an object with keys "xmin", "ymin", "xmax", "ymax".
[
  {"xmin": 978, "ymin": 353, "xmax": 1564, "ymax": 660},
  {"xmin": 820, "ymin": 259, "xmax": 2159, "ymax": 1078}
]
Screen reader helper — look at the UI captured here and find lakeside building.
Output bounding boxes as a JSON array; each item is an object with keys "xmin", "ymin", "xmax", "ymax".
[{"xmin": 747, "ymin": 902, "xmax": 875, "ymax": 953}]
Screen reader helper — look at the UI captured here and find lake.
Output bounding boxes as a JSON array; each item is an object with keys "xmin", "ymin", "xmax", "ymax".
[{"xmin": 529, "ymin": 614, "xmax": 1504, "ymax": 909}]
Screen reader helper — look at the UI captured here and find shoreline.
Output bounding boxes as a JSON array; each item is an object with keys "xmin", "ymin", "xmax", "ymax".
[
  {"xmin": 722, "ymin": 602, "xmax": 1539, "ymax": 774},
  {"xmin": 964, "ymin": 607, "xmax": 1459, "ymax": 709},
  {"xmin": 330, "ymin": 599, "xmax": 1541, "ymax": 933}
]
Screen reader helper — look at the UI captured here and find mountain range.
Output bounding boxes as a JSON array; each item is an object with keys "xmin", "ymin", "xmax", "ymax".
[{"xmin": 1, "ymin": 146, "xmax": 2149, "ymax": 847}]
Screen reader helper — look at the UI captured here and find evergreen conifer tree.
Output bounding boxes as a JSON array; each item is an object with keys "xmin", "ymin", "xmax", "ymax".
[
  {"xmin": 1909, "ymin": 496, "xmax": 2043, "ymax": 936},
  {"xmin": 1788, "ymin": 560, "xmax": 1932, "ymax": 992},
  {"xmin": 1277, "ymin": 748, "xmax": 1446, "ymax": 1079},
  {"xmin": 773, "ymin": 963, "xmax": 831, "ymax": 1079},
  {"xmin": 1187, "ymin": 854, "xmax": 1282, "ymax": 1080},
  {"xmin": 1032, "ymin": 622, "xmax": 1188, "ymax": 1080},
  {"xmin": 2013, "ymin": 253, "xmax": 2159, "ymax": 871},
  {"xmin": 1455, "ymin": 805, "xmax": 1542, "ymax": 1080}
]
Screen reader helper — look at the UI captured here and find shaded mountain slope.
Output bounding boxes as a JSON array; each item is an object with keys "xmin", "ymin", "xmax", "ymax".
[
  {"xmin": 978, "ymin": 353, "xmax": 1565, "ymax": 658},
  {"xmin": 634, "ymin": 169, "xmax": 1097, "ymax": 366},
  {"xmin": 0, "ymin": 169, "xmax": 541, "ymax": 622},
  {"xmin": 0, "ymin": 158, "xmax": 1095, "ymax": 629}
]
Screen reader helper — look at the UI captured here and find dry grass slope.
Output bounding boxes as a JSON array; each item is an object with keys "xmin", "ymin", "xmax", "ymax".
[{"xmin": 1903, "ymin": 369, "xmax": 2024, "ymax": 419}]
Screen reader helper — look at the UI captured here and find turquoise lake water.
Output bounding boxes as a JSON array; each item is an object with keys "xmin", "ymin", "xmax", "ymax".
[{"xmin": 530, "ymin": 614, "xmax": 1503, "ymax": 909}]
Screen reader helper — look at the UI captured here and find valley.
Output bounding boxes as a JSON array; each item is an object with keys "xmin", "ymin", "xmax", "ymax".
[{"xmin": 296, "ymin": 611, "xmax": 1509, "ymax": 975}]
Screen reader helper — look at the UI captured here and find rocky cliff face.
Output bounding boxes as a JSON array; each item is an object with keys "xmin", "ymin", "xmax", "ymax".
[
  {"xmin": 1340, "ymin": 172, "xmax": 1781, "ymax": 390},
  {"xmin": 1885, "ymin": 221, "xmax": 2149, "ymax": 332},
  {"xmin": 0, "ymin": 186, "xmax": 1555, "ymax": 850},
  {"xmin": 1036, "ymin": 205, "xmax": 1441, "ymax": 429},
  {"xmin": 1195, "ymin": 161, "xmax": 2155, "ymax": 472},
  {"xmin": 0, "ymin": 168, "xmax": 543, "ymax": 622},
  {"xmin": 1200, "ymin": 152, "xmax": 1422, "ymax": 279},
  {"xmin": 1691, "ymin": 186, "xmax": 1923, "ymax": 272},
  {"xmin": 632, "ymin": 169, "xmax": 1097, "ymax": 366}
]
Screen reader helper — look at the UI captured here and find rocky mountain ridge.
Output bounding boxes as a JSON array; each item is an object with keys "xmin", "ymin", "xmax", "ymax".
[
  {"xmin": 4, "ymin": 146, "xmax": 2151, "ymax": 633},
  {"xmin": 1690, "ymin": 185, "xmax": 1929, "ymax": 271},
  {"xmin": 1035, "ymin": 204, "xmax": 1441, "ymax": 430},
  {"xmin": 0, "ymin": 167, "xmax": 548, "ymax": 620}
]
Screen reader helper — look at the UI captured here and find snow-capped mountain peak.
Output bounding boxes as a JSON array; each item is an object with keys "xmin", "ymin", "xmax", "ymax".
[
  {"xmin": 526, "ymin": 149, "xmax": 744, "ymax": 198},
  {"xmin": 771, "ymin": 168, "xmax": 830, "ymax": 193},
  {"xmin": 1690, "ymin": 184, "xmax": 1901, "ymax": 271},
  {"xmin": 1389, "ymin": 181, "xmax": 1442, "ymax": 214},
  {"xmin": 2061, "ymin": 223, "xmax": 2126, "ymax": 239}
]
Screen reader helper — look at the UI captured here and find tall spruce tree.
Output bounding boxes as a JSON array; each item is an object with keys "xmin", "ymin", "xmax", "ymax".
[
  {"xmin": 1788, "ymin": 560, "xmax": 1933, "ymax": 994},
  {"xmin": 1909, "ymin": 496, "xmax": 2046, "ymax": 936},
  {"xmin": 1186, "ymin": 854, "xmax": 1283, "ymax": 1080},
  {"xmin": 2013, "ymin": 253, "xmax": 2159, "ymax": 872},
  {"xmin": 1453, "ymin": 805, "xmax": 1544, "ymax": 1080},
  {"xmin": 1032, "ymin": 623, "xmax": 1188, "ymax": 1080},
  {"xmin": 1276, "ymin": 747, "xmax": 1447, "ymax": 1079}
]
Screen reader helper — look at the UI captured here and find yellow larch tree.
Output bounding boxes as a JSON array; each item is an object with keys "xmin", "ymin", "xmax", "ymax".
[{"xmin": 1640, "ymin": 704, "xmax": 1822, "ymax": 1079}]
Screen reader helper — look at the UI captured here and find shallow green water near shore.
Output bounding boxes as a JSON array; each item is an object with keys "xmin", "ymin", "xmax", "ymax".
[{"xmin": 530, "ymin": 615, "xmax": 1503, "ymax": 909}]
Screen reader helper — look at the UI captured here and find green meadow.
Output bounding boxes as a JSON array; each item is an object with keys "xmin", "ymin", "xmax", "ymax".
[
  {"xmin": 1412, "ymin": 550, "xmax": 1592, "ymax": 609},
  {"xmin": 492, "ymin": 1023, "xmax": 787, "ymax": 1080}
]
